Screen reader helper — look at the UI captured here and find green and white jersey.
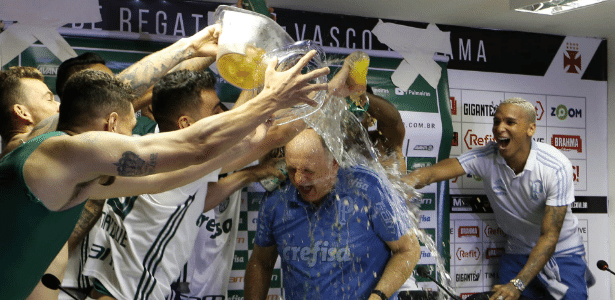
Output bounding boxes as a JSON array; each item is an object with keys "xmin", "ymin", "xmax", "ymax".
[
  {"xmin": 83, "ymin": 169, "xmax": 220, "ymax": 300},
  {"xmin": 170, "ymin": 190, "xmax": 242, "ymax": 300}
]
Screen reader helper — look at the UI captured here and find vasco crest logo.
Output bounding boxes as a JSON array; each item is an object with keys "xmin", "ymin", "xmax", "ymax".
[{"xmin": 564, "ymin": 42, "xmax": 581, "ymax": 74}]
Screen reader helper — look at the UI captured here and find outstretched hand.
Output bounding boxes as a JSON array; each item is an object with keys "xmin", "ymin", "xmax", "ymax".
[
  {"xmin": 187, "ymin": 23, "xmax": 221, "ymax": 58},
  {"xmin": 261, "ymin": 50, "xmax": 330, "ymax": 109},
  {"xmin": 247, "ymin": 158, "xmax": 286, "ymax": 182}
]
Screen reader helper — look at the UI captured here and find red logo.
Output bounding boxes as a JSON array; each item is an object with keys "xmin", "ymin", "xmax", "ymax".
[
  {"xmin": 564, "ymin": 42, "xmax": 581, "ymax": 74},
  {"xmin": 452, "ymin": 132, "xmax": 459, "ymax": 147},
  {"xmin": 535, "ymin": 100, "xmax": 544, "ymax": 121},
  {"xmin": 485, "ymin": 247, "xmax": 505, "ymax": 259},
  {"xmin": 551, "ymin": 134, "xmax": 582, "ymax": 153},
  {"xmin": 572, "ymin": 165, "xmax": 581, "ymax": 183},
  {"xmin": 450, "ymin": 97, "xmax": 457, "ymax": 115},
  {"xmin": 484, "ymin": 225, "xmax": 505, "ymax": 238},
  {"xmin": 456, "ymin": 247, "xmax": 481, "ymax": 260},
  {"xmin": 464, "ymin": 130, "xmax": 496, "ymax": 150},
  {"xmin": 458, "ymin": 226, "xmax": 479, "ymax": 238}
]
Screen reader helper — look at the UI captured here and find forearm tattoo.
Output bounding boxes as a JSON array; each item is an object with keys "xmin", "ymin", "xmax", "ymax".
[
  {"xmin": 119, "ymin": 48, "xmax": 186, "ymax": 95},
  {"xmin": 67, "ymin": 199, "xmax": 104, "ymax": 251},
  {"xmin": 113, "ymin": 151, "xmax": 158, "ymax": 176}
]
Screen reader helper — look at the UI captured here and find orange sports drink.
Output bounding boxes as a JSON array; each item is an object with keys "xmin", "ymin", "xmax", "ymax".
[
  {"xmin": 346, "ymin": 51, "xmax": 370, "ymax": 106},
  {"xmin": 217, "ymin": 45, "xmax": 267, "ymax": 90}
]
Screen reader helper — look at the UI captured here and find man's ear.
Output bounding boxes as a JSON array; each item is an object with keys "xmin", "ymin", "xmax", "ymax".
[
  {"xmin": 527, "ymin": 122, "xmax": 536, "ymax": 137},
  {"xmin": 178, "ymin": 115, "xmax": 192, "ymax": 129},
  {"xmin": 12, "ymin": 104, "xmax": 34, "ymax": 124},
  {"xmin": 107, "ymin": 112, "xmax": 119, "ymax": 133}
]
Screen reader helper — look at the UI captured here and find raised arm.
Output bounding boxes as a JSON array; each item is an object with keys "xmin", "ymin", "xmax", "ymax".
[
  {"xmin": 366, "ymin": 92, "xmax": 405, "ymax": 150},
  {"xmin": 25, "ymin": 51, "xmax": 330, "ymax": 211},
  {"xmin": 369, "ymin": 231, "xmax": 421, "ymax": 300},
  {"xmin": 490, "ymin": 205, "xmax": 567, "ymax": 300},
  {"xmin": 245, "ymin": 244, "xmax": 279, "ymax": 300},
  {"xmin": 87, "ymin": 122, "xmax": 269, "ymax": 201},
  {"xmin": 402, "ymin": 157, "xmax": 466, "ymax": 189},
  {"xmin": 117, "ymin": 24, "xmax": 220, "ymax": 96},
  {"xmin": 203, "ymin": 161, "xmax": 284, "ymax": 212}
]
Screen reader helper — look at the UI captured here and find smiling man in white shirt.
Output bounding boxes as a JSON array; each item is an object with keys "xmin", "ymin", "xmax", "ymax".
[{"xmin": 403, "ymin": 98, "xmax": 589, "ymax": 300}]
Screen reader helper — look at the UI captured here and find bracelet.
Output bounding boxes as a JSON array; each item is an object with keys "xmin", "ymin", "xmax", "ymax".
[{"xmin": 371, "ymin": 289, "xmax": 388, "ymax": 300}]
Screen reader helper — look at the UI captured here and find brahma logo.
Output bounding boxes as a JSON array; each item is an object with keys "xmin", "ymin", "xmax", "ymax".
[
  {"xmin": 551, "ymin": 134, "xmax": 582, "ymax": 153},
  {"xmin": 485, "ymin": 247, "xmax": 505, "ymax": 259},
  {"xmin": 450, "ymin": 97, "xmax": 457, "ymax": 115},
  {"xmin": 458, "ymin": 226, "xmax": 479, "ymax": 238},
  {"xmin": 484, "ymin": 225, "xmax": 505, "ymax": 238},
  {"xmin": 564, "ymin": 42, "xmax": 581, "ymax": 74},
  {"xmin": 456, "ymin": 247, "xmax": 481, "ymax": 260},
  {"xmin": 464, "ymin": 130, "xmax": 496, "ymax": 150}
]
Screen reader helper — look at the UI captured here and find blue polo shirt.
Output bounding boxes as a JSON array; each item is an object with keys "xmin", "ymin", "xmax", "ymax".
[{"xmin": 255, "ymin": 165, "xmax": 410, "ymax": 300}]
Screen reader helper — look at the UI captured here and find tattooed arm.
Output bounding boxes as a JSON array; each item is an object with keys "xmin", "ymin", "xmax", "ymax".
[
  {"xmin": 203, "ymin": 160, "xmax": 285, "ymax": 213},
  {"xmin": 66, "ymin": 199, "xmax": 105, "ymax": 252},
  {"xmin": 490, "ymin": 205, "xmax": 567, "ymax": 300},
  {"xmin": 117, "ymin": 24, "xmax": 220, "ymax": 96}
]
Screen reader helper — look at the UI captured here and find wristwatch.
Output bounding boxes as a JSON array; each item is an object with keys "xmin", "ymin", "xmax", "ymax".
[{"xmin": 510, "ymin": 278, "xmax": 525, "ymax": 292}]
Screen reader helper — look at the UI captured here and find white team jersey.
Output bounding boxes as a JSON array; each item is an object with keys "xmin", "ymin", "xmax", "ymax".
[
  {"xmin": 59, "ymin": 229, "xmax": 96, "ymax": 300},
  {"xmin": 457, "ymin": 141, "xmax": 583, "ymax": 255},
  {"xmin": 169, "ymin": 189, "xmax": 242, "ymax": 300},
  {"xmin": 83, "ymin": 169, "xmax": 220, "ymax": 300}
]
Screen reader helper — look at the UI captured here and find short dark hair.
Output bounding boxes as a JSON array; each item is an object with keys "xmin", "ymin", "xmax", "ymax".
[
  {"xmin": 0, "ymin": 67, "xmax": 45, "ymax": 139},
  {"xmin": 57, "ymin": 70, "xmax": 134, "ymax": 131},
  {"xmin": 56, "ymin": 52, "xmax": 107, "ymax": 98},
  {"xmin": 151, "ymin": 70, "xmax": 216, "ymax": 131}
]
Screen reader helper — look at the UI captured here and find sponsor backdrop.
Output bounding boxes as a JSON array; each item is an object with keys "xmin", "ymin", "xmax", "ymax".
[{"xmin": 2, "ymin": 0, "xmax": 608, "ymax": 299}]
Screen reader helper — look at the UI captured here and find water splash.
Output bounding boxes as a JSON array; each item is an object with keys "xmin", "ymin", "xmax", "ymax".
[{"xmin": 297, "ymin": 56, "xmax": 454, "ymax": 299}]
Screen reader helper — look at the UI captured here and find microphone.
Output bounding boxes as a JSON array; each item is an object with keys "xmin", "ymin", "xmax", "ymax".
[
  {"xmin": 415, "ymin": 266, "xmax": 462, "ymax": 300},
  {"xmin": 597, "ymin": 260, "xmax": 615, "ymax": 276},
  {"xmin": 41, "ymin": 273, "xmax": 80, "ymax": 300}
]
